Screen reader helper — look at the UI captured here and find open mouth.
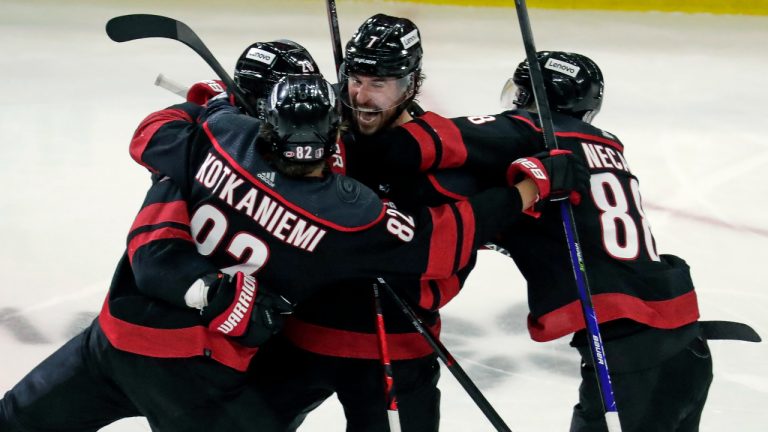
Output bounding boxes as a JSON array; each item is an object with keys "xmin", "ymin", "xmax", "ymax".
[{"xmin": 356, "ymin": 110, "xmax": 380, "ymax": 125}]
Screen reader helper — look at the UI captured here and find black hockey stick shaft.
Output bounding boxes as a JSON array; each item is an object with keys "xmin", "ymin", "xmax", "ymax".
[
  {"xmin": 105, "ymin": 14, "xmax": 257, "ymax": 116},
  {"xmin": 512, "ymin": 1, "xmax": 620, "ymax": 430},
  {"xmin": 372, "ymin": 282, "xmax": 402, "ymax": 432},
  {"xmin": 325, "ymin": 0, "xmax": 344, "ymax": 76},
  {"xmin": 376, "ymin": 278, "xmax": 513, "ymax": 432}
]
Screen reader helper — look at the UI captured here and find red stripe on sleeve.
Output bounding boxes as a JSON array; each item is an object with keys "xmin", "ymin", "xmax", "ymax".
[
  {"xmin": 130, "ymin": 201, "xmax": 190, "ymax": 233},
  {"xmin": 418, "ymin": 280, "xmax": 435, "ymax": 310},
  {"xmin": 130, "ymin": 108, "xmax": 194, "ymax": 171},
  {"xmin": 423, "ymin": 206, "xmax": 458, "ymax": 280},
  {"xmin": 99, "ymin": 300, "xmax": 258, "ymax": 371},
  {"xmin": 127, "ymin": 227, "xmax": 194, "ymax": 263},
  {"xmin": 433, "ymin": 275, "xmax": 461, "ymax": 309},
  {"xmin": 426, "ymin": 174, "xmax": 468, "ymax": 201},
  {"xmin": 509, "ymin": 114, "xmax": 624, "ymax": 153},
  {"xmin": 420, "ymin": 112, "xmax": 468, "ymax": 169},
  {"xmin": 454, "ymin": 201, "xmax": 476, "ymax": 269},
  {"xmin": 402, "ymin": 121, "xmax": 436, "ymax": 171}
]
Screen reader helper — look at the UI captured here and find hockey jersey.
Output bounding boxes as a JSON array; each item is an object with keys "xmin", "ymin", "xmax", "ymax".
[
  {"xmin": 283, "ymin": 110, "xmax": 503, "ymax": 360},
  {"xmin": 344, "ymin": 110, "xmax": 700, "ymax": 342},
  {"xmin": 100, "ymin": 100, "xmax": 527, "ymax": 369}
]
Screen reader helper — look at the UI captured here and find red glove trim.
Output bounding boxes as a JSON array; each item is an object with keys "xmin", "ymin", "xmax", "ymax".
[
  {"xmin": 208, "ymin": 273, "xmax": 259, "ymax": 338},
  {"xmin": 186, "ymin": 80, "xmax": 227, "ymax": 105},
  {"xmin": 507, "ymin": 156, "xmax": 550, "ymax": 199}
]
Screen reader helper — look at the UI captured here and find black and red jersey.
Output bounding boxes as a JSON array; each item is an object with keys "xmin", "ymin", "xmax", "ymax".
[
  {"xmin": 287, "ymin": 113, "xmax": 492, "ymax": 361},
  {"xmin": 345, "ymin": 109, "xmax": 700, "ymax": 342},
  {"xmin": 101, "ymin": 99, "xmax": 527, "ymax": 368}
]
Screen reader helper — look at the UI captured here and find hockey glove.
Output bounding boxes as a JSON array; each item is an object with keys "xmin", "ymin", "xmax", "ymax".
[
  {"xmin": 506, "ymin": 149, "xmax": 590, "ymax": 217},
  {"xmin": 201, "ymin": 273, "xmax": 294, "ymax": 347},
  {"xmin": 186, "ymin": 79, "xmax": 227, "ymax": 105}
]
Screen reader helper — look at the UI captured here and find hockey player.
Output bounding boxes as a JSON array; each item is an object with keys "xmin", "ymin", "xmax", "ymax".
[
  {"xmin": 247, "ymin": 14, "xmax": 535, "ymax": 432},
  {"xmin": 0, "ymin": 40, "xmax": 321, "ymax": 431},
  {"xmin": 126, "ymin": 71, "xmax": 584, "ymax": 428},
  {"xmin": 339, "ymin": 50, "xmax": 761, "ymax": 431}
]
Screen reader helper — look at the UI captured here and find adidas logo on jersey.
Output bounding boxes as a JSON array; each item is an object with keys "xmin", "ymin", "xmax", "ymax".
[{"xmin": 257, "ymin": 171, "xmax": 276, "ymax": 187}]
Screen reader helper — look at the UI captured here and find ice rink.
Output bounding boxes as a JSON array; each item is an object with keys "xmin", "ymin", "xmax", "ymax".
[{"xmin": 1, "ymin": 0, "xmax": 767, "ymax": 430}]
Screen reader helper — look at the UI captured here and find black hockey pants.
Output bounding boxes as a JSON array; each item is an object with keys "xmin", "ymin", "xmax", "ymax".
[
  {"xmin": 570, "ymin": 322, "xmax": 713, "ymax": 432},
  {"xmin": 0, "ymin": 319, "xmax": 285, "ymax": 431},
  {"xmin": 250, "ymin": 335, "xmax": 441, "ymax": 432}
]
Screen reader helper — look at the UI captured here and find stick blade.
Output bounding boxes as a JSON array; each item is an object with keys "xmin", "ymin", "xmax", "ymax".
[
  {"xmin": 106, "ymin": 14, "xmax": 180, "ymax": 42},
  {"xmin": 702, "ymin": 320, "xmax": 762, "ymax": 342}
]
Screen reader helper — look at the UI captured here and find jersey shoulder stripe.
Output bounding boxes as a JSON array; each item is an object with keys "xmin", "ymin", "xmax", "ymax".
[{"xmin": 202, "ymin": 120, "xmax": 386, "ymax": 232}]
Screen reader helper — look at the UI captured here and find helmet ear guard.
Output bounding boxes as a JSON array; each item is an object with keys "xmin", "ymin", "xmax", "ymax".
[
  {"xmin": 502, "ymin": 51, "xmax": 604, "ymax": 123},
  {"xmin": 264, "ymin": 74, "xmax": 340, "ymax": 163}
]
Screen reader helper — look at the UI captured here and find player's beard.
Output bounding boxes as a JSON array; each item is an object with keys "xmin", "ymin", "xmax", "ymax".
[{"xmin": 353, "ymin": 104, "xmax": 400, "ymax": 135}]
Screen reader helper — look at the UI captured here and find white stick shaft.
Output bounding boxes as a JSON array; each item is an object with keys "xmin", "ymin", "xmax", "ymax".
[
  {"xmin": 154, "ymin": 73, "xmax": 188, "ymax": 98},
  {"xmin": 605, "ymin": 411, "xmax": 621, "ymax": 432},
  {"xmin": 387, "ymin": 410, "xmax": 402, "ymax": 432}
]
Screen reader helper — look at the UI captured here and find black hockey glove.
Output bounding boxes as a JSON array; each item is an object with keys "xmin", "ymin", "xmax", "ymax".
[
  {"xmin": 506, "ymin": 149, "xmax": 590, "ymax": 216},
  {"xmin": 200, "ymin": 273, "xmax": 294, "ymax": 347}
]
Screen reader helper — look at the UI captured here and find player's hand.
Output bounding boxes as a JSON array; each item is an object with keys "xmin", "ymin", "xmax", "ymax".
[
  {"xmin": 201, "ymin": 272, "xmax": 294, "ymax": 347},
  {"xmin": 537, "ymin": 149, "xmax": 590, "ymax": 203},
  {"xmin": 506, "ymin": 150, "xmax": 590, "ymax": 216},
  {"xmin": 186, "ymin": 79, "xmax": 227, "ymax": 105}
]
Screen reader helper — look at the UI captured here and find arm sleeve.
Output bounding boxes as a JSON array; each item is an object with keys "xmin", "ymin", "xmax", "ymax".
[
  {"xmin": 127, "ymin": 175, "xmax": 219, "ymax": 308},
  {"xmin": 353, "ymin": 112, "xmax": 541, "ymax": 179},
  {"xmin": 129, "ymin": 102, "xmax": 204, "ymax": 191},
  {"xmin": 354, "ymin": 185, "xmax": 523, "ymax": 311}
]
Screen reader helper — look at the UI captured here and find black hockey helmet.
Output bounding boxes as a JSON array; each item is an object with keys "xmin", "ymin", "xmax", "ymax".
[
  {"xmin": 341, "ymin": 13, "xmax": 422, "ymax": 79},
  {"xmin": 339, "ymin": 14, "xmax": 423, "ymax": 122},
  {"xmin": 234, "ymin": 40, "xmax": 319, "ymax": 119},
  {"xmin": 506, "ymin": 51, "xmax": 604, "ymax": 123},
  {"xmin": 265, "ymin": 74, "xmax": 340, "ymax": 163}
]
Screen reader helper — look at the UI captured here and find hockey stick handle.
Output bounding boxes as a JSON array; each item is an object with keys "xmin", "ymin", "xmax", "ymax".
[
  {"xmin": 106, "ymin": 14, "xmax": 257, "ymax": 117},
  {"xmin": 512, "ymin": 1, "xmax": 620, "ymax": 430},
  {"xmin": 372, "ymin": 282, "xmax": 402, "ymax": 432},
  {"xmin": 154, "ymin": 73, "xmax": 188, "ymax": 98},
  {"xmin": 376, "ymin": 278, "xmax": 513, "ymax": 432},
  {"xmin": 325, "ymin": 0, "xmax": 344, "ymax": 76}
]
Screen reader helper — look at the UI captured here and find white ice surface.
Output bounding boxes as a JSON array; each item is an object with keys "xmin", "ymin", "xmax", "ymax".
[{"xmin": 1, "ymin": 1, "xmax": 766, "ymax": 430}]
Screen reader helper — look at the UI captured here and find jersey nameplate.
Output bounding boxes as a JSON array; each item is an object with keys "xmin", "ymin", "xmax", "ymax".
[{"xmin": 194, "ymin": 152, "xmax": 327, "ymax": 252}]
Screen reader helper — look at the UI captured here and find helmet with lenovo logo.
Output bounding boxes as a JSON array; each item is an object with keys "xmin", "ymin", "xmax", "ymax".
[
  {"xmin": 234, "ymin": 40, "xmax": 319, "ymax": 119},
  {"xmin": 502, "ymin": 51, "xmax": 604, "ymax": 123}
]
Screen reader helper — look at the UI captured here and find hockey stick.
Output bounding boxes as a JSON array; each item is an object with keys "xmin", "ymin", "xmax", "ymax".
[
  {"xmin": 372, "ymin": 281, "xmax": 402, "ymax": 432},
  {"xmin": 154, "ymin": 73, "xmax": 187, "ymax": 98},
  {"xmin": 512, "ymin": 1, "xmax": 621, "ymax": 430},
  {"xmin": 105, "ymin": 14, "xmax": 257, "ymax": 116},
  {"xmin": 322, "ymin": 5, "xmax": 407, "ymax": 428},
  {"xmin": 325, "ymin": 0, "xmax": 344, "ymax": 78},
  {"xmin": 376, "ymin": 277, "xmax": 513, "ymax": 432}
]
